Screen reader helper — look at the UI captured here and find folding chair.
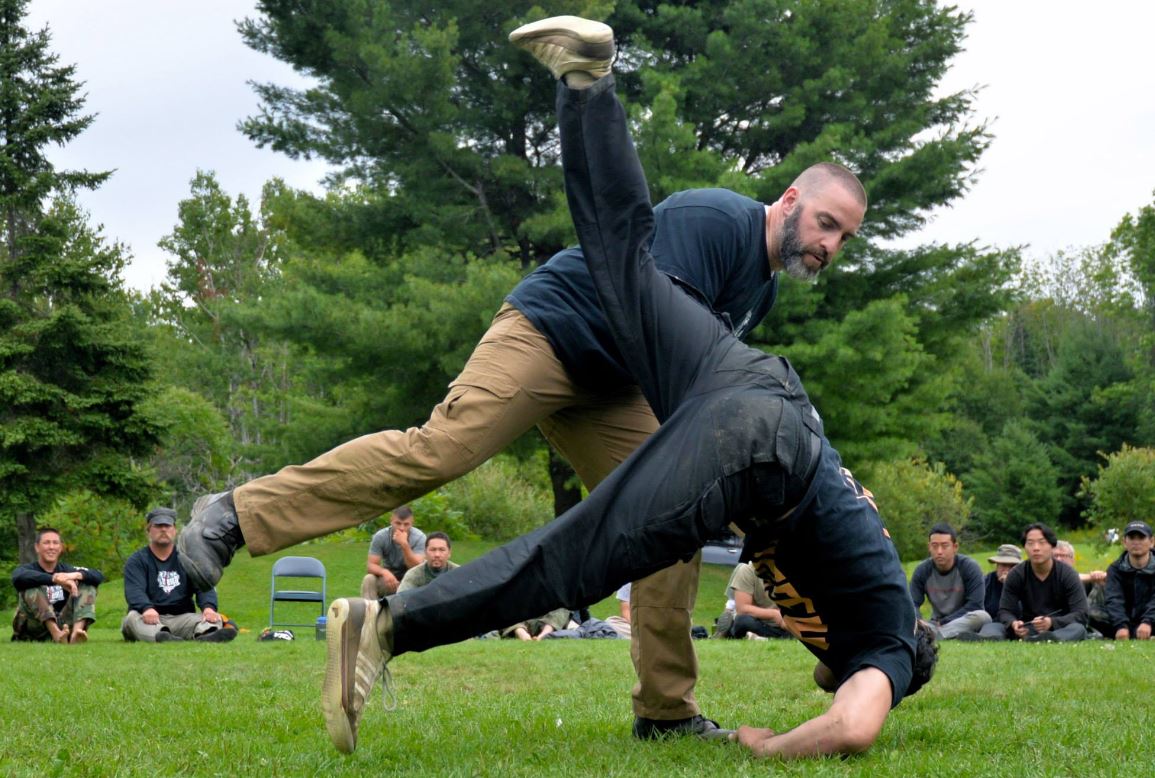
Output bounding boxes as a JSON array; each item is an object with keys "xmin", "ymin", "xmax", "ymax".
[{"xmin": 269, "ymin": 556, "xmax": 327, "ymax": 628}]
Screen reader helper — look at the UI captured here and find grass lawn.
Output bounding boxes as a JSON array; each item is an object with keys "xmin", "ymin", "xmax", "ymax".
[{"xmin": 3, "ymin": 537, "xmax": 1147, "ymax": 776}]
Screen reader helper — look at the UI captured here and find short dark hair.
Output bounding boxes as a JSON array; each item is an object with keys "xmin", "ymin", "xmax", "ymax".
[
  {"xmin": 1022, "ymin": 522, "xmax": 1057, "ymax": 547},
  {"xmin": 35, "ymin": 526, "xmax": 61, "ymax": 543},
  {"xmin": 427, "ymin": 531, "xmax": 451, "ymax": 548},
  {"xmin": 393, "ymin": 505, "xmax": 413, "ymax": 520},
  {"xmin": 928, "ymin": 523, "xmax": 957, "ymax": 541}
]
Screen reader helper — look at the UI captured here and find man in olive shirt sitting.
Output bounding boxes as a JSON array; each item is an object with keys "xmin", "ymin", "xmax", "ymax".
[
  {"xmin": 998, "ymin": 523, "xmax": 1087, "ymax": 641},
  {"xmin": 397, "ymin": 532, "xmax": 458, "ymax": 592},
  {"xmin": 723, "ymin": 562, "xmax": 790, "ymax": 639}
]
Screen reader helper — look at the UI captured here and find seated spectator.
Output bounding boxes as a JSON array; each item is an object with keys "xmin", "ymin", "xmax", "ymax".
[
  {"xmin": 397, "ymin": 532, "xmax": 457, "ymax": 592},
  {"xmin": 361, "ymin": 506, "xmax": 426, "ymax": 599},
  {"xmin": 501, "ymin": 607, "xmax": 573, "ymax": 641},
  {"xmin": 723, "ymin": 562, "xmax": 791, "ymax": 640},
  {"xmin": 606, "ymin": 582, "xmax": 631, "ymax": 638},
  {"xmin": 121, "ymin": 508, "xmax": 237, "ymax": 643},
  {"xmin": 1054, "ymin": 539, "xmax": 1109, "ymax": 636},
  {"xmin": 960, "ymin": 544, "xmax": 1021, "ymax": 641},
  {"xmin": 909, "ymin": 523, "xmax": 990, "ymax": 639},
  {"xmin": 11, "ymin": 527, "xmax": 103, "ymax": 644},
  {"xmin": 997, "ymin": 523, "xmax": 1088, "ymax": 642},
  {"xmin": 1104, "ymin": 521, "xmax": 1155, "ymax": 640}
]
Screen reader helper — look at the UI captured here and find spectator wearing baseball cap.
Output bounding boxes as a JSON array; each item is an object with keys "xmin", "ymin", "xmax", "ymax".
[
  {"xmin": 120, "ymin": 507, "xmax": 238, "ymax": 643},
  {"xmin": 1104, "ymin": 521, "xmax": 1155, "ymax": 640},
  {"xmin": 958, "ymin": 544, "xmax": 1022, "ymax": 641}
]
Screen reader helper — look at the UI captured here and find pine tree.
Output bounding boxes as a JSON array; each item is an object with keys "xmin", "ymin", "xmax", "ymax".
[{"xmin": 0, "ymin": 0, "xmax": 159, "ymax": 562}]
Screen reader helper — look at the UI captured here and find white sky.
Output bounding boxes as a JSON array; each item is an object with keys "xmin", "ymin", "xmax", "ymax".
[{"xmin": 25, "ymin": 1, "xmax": 1155, "ymax": 291}]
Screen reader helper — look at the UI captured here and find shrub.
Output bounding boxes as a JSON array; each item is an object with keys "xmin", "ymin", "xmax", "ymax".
[
  {"xmin": 441, "ymin": 456, "xmax": 553, "ymax": 541},
  {"xmin": 1079, "ymin": 445, "xmax": 1155, "ymax": 529},
  {"xmin": 862, "ymin": 457, "xmax": 971, "ymax": 562}
]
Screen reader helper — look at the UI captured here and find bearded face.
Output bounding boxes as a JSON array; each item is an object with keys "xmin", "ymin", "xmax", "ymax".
[{"xmin": 778, "ymin": 206, "xmax": 823, "ymax": 283}]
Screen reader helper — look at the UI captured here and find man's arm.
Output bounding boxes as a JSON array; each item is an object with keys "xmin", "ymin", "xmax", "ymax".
[
  {"xmin": 1050, "ymin": 565, "xmax": 1088, "ymax": 628},
  {"xmin": 735, "ymin": 667, "xmax": 892, "ymax": 758},
  {"xmin": 997, "ymin": 567, "xmax": 1024, "ymax": 635},
  {"xmin": 734, "ymin": 590, "xmax": 785, "ymax": 626},
  {"xmin": 394, "ymin": 528, "xmax": 425, "ymax": 570},
  {"xmin": 194, "ymin": 587, "xmax": 220, "ymax": 614},
  {"xmin": 908, "ymin": 563, "xmax": 928, "ymax": 613},
  {"xmin": 942, "ymin": 559, "xmax": 986, "ymax": 624},
  {"xmin": 122, "ymin": 555, "xmax": 153, "ymax": 614},
  {"xmin": 1103, "ymin": 564, "xmax": 1128, "ymax": 632},
  {"xmin": 11, "ymin": 563, "xmax": 52, "ymax": 591}
]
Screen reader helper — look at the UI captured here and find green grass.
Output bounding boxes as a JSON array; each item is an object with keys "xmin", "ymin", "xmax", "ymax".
[{"xmin": 3, "ymin": 538, "xmax": 1147, "ymax": 777}]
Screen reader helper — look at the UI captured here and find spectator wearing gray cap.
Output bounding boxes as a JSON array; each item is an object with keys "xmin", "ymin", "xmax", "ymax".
[
  {"xmin": 958, "ymin": 544, "xmax": 1021, "ymax": 641},
  {"xmin": 1104, "ymin": 521, "xmax": 1155, "ymax": 640},
  {"xmin": 121, "ymin": 508, "xmax": 237, "ymax": 643}
]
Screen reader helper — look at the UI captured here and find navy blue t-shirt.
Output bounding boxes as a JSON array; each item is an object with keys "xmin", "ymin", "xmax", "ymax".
[
  {"xmin": 122, "ymin": 546, "xmax": 218, "ymax": 615},
  {"xmin": 507, "ymin": 188, "xmax": 776, "ymax": 390}
]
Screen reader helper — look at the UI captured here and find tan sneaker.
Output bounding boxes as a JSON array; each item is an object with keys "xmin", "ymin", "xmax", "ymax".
[
  {"xmin": 509, "ymin": 15, "xmax": 615, "ymax": 81},
  {"xmin": 322, "ymin": 598, "xmax": 394, "ymax": 754}
]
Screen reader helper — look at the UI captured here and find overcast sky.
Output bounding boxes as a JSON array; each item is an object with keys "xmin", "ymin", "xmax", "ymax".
[{"xmin": 25, "ymin": 1, "xmax": 1155, "ymax": 291}]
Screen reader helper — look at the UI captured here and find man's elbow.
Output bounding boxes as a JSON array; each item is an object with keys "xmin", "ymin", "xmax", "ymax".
[{"xmin": 832, "ymin": 713, "xmax": 883, "ymax": 755}]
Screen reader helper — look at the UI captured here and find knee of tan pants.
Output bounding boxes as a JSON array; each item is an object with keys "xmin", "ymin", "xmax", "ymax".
[
  {"xmin": 360, "ymin": 574, "xmax": 393, "ymax": 600},
  {"xmin": 630, "ymin": 555, "xmax": 702, "ymax": 719}
]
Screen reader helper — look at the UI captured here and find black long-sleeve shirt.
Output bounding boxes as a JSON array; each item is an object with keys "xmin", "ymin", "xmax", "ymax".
[
  {"xmin": 1104, "ymin": 551, "xmax": 1155, "ymax": 632},
  {"xmin": 122, "ymin": 546, "xmax": 217, "ymax": 615},
  {"xmin": 998, "ymin": 561, "xmax": 1087, "ymax": 629},
  {"xmin": 11, "ymin": 561, "xmax": 105, "ymax": 616}
]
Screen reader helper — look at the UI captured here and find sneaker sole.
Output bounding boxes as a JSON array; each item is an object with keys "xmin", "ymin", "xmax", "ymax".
[
  {"xmin": 322, "ymin": 598, "xmax": 363, "ymax": 754},
  {"xmin": 509, "ymin": 16, "xmax": 615, "ymax": 68}
]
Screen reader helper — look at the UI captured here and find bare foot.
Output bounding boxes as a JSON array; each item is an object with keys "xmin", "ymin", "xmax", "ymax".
[
  {"xmin": 69, "ymin": 626, "xmax": 88, "ymax": 644},
  {"xmin": 51, "ymin": 625, "xmax": 70, "ymax": 644}
]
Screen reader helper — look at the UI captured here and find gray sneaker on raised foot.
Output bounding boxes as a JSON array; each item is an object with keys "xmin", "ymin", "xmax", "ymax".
[
  {"xmin": 509, "ymin": 15, "xmax": 615, "ymax": 81},
  {"xmin": 322, "ymin": 597, "xmax": 395, "ymax": 754},
  {"xmin": 176, "ymin": 490, "xmax": 245, "ymax": 592}
]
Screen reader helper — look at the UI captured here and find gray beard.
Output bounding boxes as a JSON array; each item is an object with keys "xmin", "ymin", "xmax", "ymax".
[{"xmin": 778, "ymin": 207, "xmax": 820, "ymax": 283}]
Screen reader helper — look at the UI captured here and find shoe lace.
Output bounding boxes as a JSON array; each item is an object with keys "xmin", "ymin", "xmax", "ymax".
[{"xmin": 380, "ymin": 663, "xmax": 397, "ymax": 712}]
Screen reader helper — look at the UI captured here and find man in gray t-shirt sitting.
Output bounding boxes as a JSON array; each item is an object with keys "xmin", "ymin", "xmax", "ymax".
[
  {"xmin": 909, "ymin": 522, "xmax": 990, "ymax": 640},
  {"xmin": 360, "ymin": 506, "xmax": 426, "ymax": 599}
]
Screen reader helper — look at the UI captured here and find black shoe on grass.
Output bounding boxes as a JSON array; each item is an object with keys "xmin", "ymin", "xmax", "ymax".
[
  {"xmin": 633, "ymin": 714, "xmax": 732, "ymax": 741},
  {"xmin": 196, "ymin": 626, "xmax": 239, "ymax": 643}
]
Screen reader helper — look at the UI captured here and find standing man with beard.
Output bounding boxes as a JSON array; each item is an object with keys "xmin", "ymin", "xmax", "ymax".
[{"xmin": 179, "ymin": 78, "xmax": 867, "ymax": 741}]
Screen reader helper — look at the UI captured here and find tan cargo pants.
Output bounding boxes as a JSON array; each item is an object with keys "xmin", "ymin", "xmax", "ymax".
[{"xmin": 234, "ymin": 303, "xmax": 703, "ymax": 720}]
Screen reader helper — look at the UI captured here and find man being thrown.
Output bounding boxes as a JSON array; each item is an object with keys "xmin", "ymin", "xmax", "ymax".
[
  {"xmin": 176, "ymin": 15, "xmax": 868, "ymax": 744},
  {"xmin": 320, "ymin": 15, "xmax": 936, "ymax": 759}
]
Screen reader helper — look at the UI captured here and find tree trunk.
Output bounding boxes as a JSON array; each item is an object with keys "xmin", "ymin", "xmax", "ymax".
[
  {"xmin": 15, "ymin": 511, "xmax": 37, "ymax": 563},
  {"xmin": 547, "ymin": 449, "xmax": 582, "ymax": 518}
]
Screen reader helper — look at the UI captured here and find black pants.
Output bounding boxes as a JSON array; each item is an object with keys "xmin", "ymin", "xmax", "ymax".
[
  {"xmin": 386, "ymin": 77, "xmax": 915, "ymax": 709},
  {"xmin": 387, "ymin": 78, "xmax": 812, "ymax": 655}
]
